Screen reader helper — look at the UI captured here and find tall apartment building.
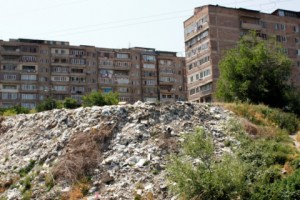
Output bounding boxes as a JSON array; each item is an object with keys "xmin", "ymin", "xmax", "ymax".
[
  {"xmin": 184, "ymin": 5, "xmax": 300, "ymax": 102},
  {"xmin": 0, "ymin": 39, "xmax": 186, "ymax": 109}
]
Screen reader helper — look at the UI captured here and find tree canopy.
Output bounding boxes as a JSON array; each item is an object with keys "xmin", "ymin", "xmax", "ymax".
[{"xmin": 216, "ymin": 32, "xmax": 293, "ymax": 108}]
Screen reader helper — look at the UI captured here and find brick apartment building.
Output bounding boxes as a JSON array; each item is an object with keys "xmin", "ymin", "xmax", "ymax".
[
  {"xmin": 0, "ymin": 39, "xmax": 186, "ymax": 109},
  {"xmin": 184, "ymin": 5, "xmax": 300, "ymax": 102}
]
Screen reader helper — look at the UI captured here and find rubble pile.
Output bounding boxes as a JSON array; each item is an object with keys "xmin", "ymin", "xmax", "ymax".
[{"xmin": 0, "ymin": 101, "xmax": 234, "ymax": 200}]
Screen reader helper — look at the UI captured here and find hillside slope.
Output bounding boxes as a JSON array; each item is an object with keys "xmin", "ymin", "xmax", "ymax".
[{"xmin": 0, "ymin": 102, "xmax": 234, "ymax": 200}]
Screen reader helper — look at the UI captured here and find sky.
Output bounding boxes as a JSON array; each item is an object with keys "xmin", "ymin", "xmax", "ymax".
[{"xmin": 0, "ymin": 0, "xmax": 298, "ymax": 55}]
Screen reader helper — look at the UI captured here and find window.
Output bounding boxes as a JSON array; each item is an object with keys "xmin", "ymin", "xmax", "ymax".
[
  {"xmin": 21, "ymin": 84, "xmax": 37, "ymax": 91},
  {"xmin": 295, "ymin": 38, "xmax": 300, "ymax": 44},
  {"xmin": 116, "ymin": 78, "xmax": 129, "ymax": 84},
  {"xmin": 160, "ymin": 77, "xmax": 175, "ymax": 82},
  {"xmin": 71, "ymin": 58, "xmax": 85, "ymax": 65},
  {"xmin": 51, "ymin": 76, "xmax": 69, "ymax": 82},
  {"xmin": 71, "ymin": 68, "xmax": 84, "ymax": 73},
  {"xmin": 2, "ymin": 93, "xmax": 18, "ymax": 99},
  {"xmin": 3, "ymin": 85, "xmax": 17, "ymax": 90},
  {"xmin": 71, "ymin": 50, "xmax": 85, "ymax": 56},
  {"xmin": 4, "ymin": 74, "xmax": 17, "ymax": 80},
  {"xmin": 53, "ymin": 85, "xmax": 68, "ymax": 91},
  {"xmin": 200, "ymin": 83, "xmax": 212, "ymax": 91},
  {"xmin": 143, "ymin": 64, "xmax": 155, "ymax": 69},
  {"xmin": 294, "ymin": 26, "xmax": 300, "ymax": 33},
  {"xmin": 39, "ymin": 77, "xmax": 48, "ymax": 82},
  {"xmin": 116, "ymin": 53, "xmax": 129, "ymax": 59},
  {"xmin": 186, "ymin": 29, "xmax": 209, "ymax": 49},
  {"xmin": 190, "ymin": 76, "xmax": 194, "ymax": 83},
  {"xmin": 276, "ymin": 35, "xmax": 287, "ymax": 42},
  {"xmin": 21, "ymin": 94, "xmax": 36, "ymax": 100},
  {"xmin": 2, "ymin": 64, "xmax": 17, "ymax": 71},
  {"xmin": 275, "ymin": 23, "xmax": 285, "ymax": 31},
  {"xmin": 297, "ymin": 50, "xmax": 300, "ymax": 56},
  {"xmin": 115, "ymin": 62, "xmax": 131, "ymax": 67},
  {"xmin": 103, "ymin": 88, "xmax": 113, "ymax": 93},
  {"xmin": 21, "ymin": 75, "xmax": 37, "ymax": 81},
  {"xmin": 297, "ymin": 61, "xmax": 300, "ymax": 67},
  {"xmin": 118, "ymin": 87, "xmax": 128, "ymax": 93},
  {"xmin": 99, "ymin": 60, "xmax": 113, "ymax": 66},
  {"xmin": 52, "ymin": 67, "xmax": 68, "ymax": 73},
  {"xmin": 260, "ymin": 21, "xmax": 267, "ymax": 28},
  {"xmin": 143, "ymin": 55, "xmax": 156, "ymax": 62},
  {"xmin": 100, "ymin": 69, "xmax": 113, "ymax": 78},
  {"xmin": 22, "ymin": 56, "xmax": 37, "ymax": 62},
  {"xmin": 144, "ymin": 80, "xmax": 156, "ymax": 85},
  {"xmin": 71, "ymin": 86, "xmax": 85, "ymax": 93},
  {"xmin": 70, "ymin": 76, "xmax": 85, "ymax": 83}
]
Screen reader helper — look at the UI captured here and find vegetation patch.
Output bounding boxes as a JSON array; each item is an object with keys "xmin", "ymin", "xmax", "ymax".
[
  {"xmin": 52, "ymin": 119, "xmax": 116, "ymax": 183},
  {"xmin": 167, "ymin": 118, "xmax": 300, "ymax": 199},
  {"xmin": 223, "ymin": 103, "xmax": 300, "ymax": 134},
  {"xmin": 18, "ymin": 160, "xmax": 36, "ymax": 177}
]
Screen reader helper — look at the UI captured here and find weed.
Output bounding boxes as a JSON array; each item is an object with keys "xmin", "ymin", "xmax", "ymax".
[
  {"xmin": 22, "ymin": 190, "xmax": 32, "ymax": 200},
  {"xmin": 21, "ymin": 176, "xmax": 31, "ymax": 193},
  {"xmin": 45, "ymin": 173, "xmax": 55, "ymax": 191},
  {"xmin": 19, "ymin": 160, "xmax": 35, "ymax": 177}
]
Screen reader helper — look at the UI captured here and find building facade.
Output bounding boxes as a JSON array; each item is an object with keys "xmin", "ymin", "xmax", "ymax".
[
  {"xmin": 184, "ymin": 5, "xmax": 300, "ymax": 102},
  {"xmin": 0, "ymin": 39, "xmax": 186, "ymax": 109}
]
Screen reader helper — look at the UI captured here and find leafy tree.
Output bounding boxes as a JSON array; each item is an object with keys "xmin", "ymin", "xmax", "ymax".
[
  {"xmin": 216, "ymin": 32, "xmax": 293, "ymax": 108},
  {"xmin": 63, "ymin": 97, "xmax": 80, "ymax": 109},
  {"xmin": 36, "ymin": 97, "xmax": 58, "ymax": 112}
]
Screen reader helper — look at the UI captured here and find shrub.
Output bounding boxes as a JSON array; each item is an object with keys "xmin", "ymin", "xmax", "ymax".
[
  {"xmin": 36, "ymin": 98, "xmax": 58, "ymax": 112},
  {"xmin": 63, "ymin": 97, "xmax": 80, "ymax": 109},
  {"xmin": 167, "ymin": 128, "xmax": 247, "ymax": 200},
  {"xmin": 82, "ymin": 91, "xmax": 119, "ymax": 107}
]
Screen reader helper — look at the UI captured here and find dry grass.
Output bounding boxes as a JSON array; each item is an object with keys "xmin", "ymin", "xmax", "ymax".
[
  {"xmin": 61, "ymin": 182, "xmax": 90, "ymax": 200},
  {"xmin": 283, "ymin": 162, "xmax": 294, "ymax": 175},
  {"xmin": 295, "ymin": 131, "xmax": 300, "ymax": 143},
  {"xmin": 52, "ymin": 119, "xmax": 116, "ymax": 183}
]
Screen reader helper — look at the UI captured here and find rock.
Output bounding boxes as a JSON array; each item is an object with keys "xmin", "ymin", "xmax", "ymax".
[
  {"xmin": 7, "ymin": 188, "xmax": 21, "ymax": 200},
  {"xmin": 135, "ymin": 159, "xmax": 147, "ymax": 167}
]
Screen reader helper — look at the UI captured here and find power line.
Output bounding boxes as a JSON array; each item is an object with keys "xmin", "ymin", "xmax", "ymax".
[{"xmin": 32, "ymin": 9, "xmax": 192, "ymax": 37}]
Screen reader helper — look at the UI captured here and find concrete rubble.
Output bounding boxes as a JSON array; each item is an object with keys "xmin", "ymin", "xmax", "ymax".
[{"xmin": 0, "ymin": 101, "xmax": 235, "ymax": 199}]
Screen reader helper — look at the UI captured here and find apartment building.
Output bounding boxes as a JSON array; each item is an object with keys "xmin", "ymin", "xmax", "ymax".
[
  {"xmin": 184, "ymin": 5, "xmax": 300, "ymax": 102},
  {"xmin": 0, "ymin": 39, "xmax": 186, "ymax": 109}
]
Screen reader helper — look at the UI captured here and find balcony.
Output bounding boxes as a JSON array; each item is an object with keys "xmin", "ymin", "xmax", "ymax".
[{"xmin": 241, "ymin": 22, "xmax": 262, "ymax": 30}]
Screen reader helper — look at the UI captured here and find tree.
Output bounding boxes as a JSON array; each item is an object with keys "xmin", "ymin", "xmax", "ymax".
[{"xmin": 216, "ymin": 32, "xmax": 293, "ymax": 108}]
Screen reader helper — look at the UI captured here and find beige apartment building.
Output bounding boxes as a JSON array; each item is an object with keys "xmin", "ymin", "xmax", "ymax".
[
  {"xmin": 0, "ymin": 39, "xmax": 186, "ymax": 109},
  {"xmin": 184, "ymin": 5, "xmax": 300, "ymax": 102}
]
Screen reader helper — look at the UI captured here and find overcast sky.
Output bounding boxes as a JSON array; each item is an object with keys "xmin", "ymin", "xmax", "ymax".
[{"xmin": 0, "ymin": 0, "xmax": 297, "ymax": 54}]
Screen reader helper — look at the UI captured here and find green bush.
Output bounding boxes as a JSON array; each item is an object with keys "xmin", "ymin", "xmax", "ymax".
[
  {"xmin": 63, "ymin": 97, "xmax": 80, "ymax": 109},
  {"xmin": 167, "ymin": 128, "xmax": 247, "ymax": 200},
  {"xmin": 0, "ymin": 105, "xmax": 30, "ymax": 116},
  {"xmin": 82, "ymin": 91, "xmax": 119, "ymax": 107},
  {"xmin": 167, "ymin": 121, "xmax": 300, "ymax": 199},
  {"xmin": 36, "ymin": 98, "xmax": 58, "ymax": 112}
]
